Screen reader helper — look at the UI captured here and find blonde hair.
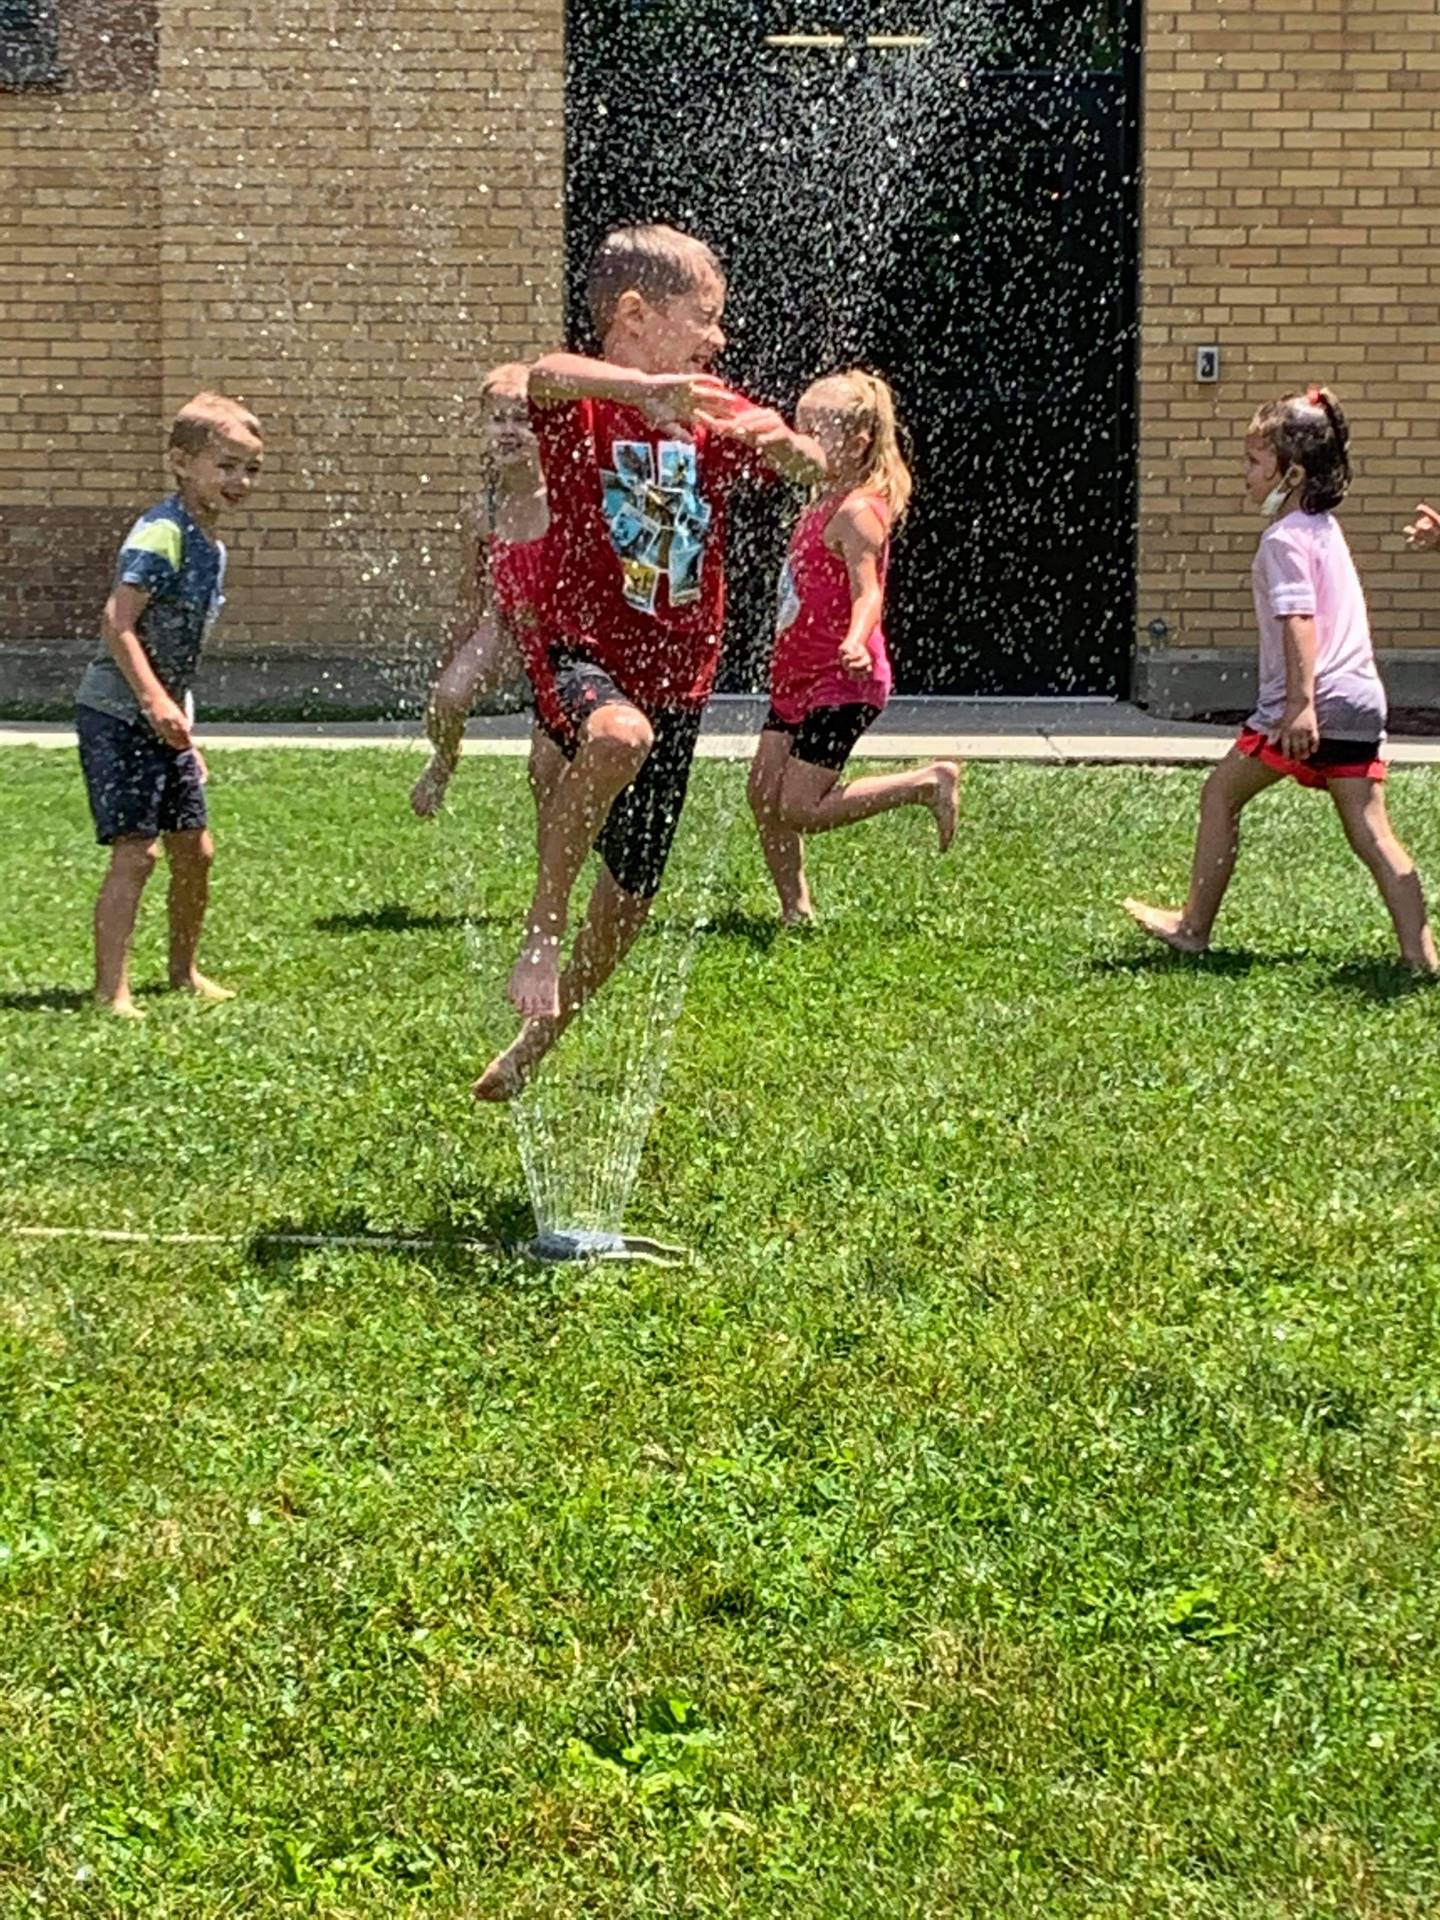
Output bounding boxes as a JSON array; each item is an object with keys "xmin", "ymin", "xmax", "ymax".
[
  {"xmin": 803, "ymin": 369, "xmax": 913, "ymax": 524},
  {"xmin": 586, "ymin": 223, "xmax": 724, "ymax": 337},
  {"xmin": 168, "ymin": 391, "xmax": 261, "ymax": 455}
]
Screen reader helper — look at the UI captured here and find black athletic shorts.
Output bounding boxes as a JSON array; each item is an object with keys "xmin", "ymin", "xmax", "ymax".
[
  {"xmin": 762, "ymin": 702, "xmax": 882, "ymax": 773},
  {"xmin": 542, "ymin": 645, "xmax": 704, "ymax": 900},
  {"xmin": 76, "ymin": 703, "xmax": 207, "ymax": 845}
]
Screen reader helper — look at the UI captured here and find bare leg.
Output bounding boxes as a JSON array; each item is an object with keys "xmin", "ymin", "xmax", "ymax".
[
  {"xmin": 1124, "ymin": 749, "xmax": 1283, "ymax": 952},
  {"xmin": 475, "ymin": 869, "xmax": 654, "ymax": 1100},
  {"xmin": 1329, "ymin": 777, "xmax": 1439, "ymax": 971},
  {"xmin": 164, "ymin": 829, "xmax": 232, "ymax": 999},
  {"xmin": 747, "ymin": 728, "xmax": 812, "ymax": 923},
  {"xmin": 411, "ymin": 618, "xmax": 522, "ymax": 817},
  {"xmin": 93, "ymin": 834, "xmax": 158, "ymax": 1016},
  {"xmin": 526, "ymin": 724, "xmax": 569, "ymax": 848},
  {"xmin": 508, "ymin": 704, "xmax": 652, "ymax": 1019},
  {"xmin": 779, "ymin": 757, "xmax": 962, "ymax": 849}
]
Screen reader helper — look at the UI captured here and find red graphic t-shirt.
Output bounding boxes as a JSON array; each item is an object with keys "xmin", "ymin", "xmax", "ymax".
[{"xmin": 530, "ymin": 393, "xmax": 764, "ymax": 711}]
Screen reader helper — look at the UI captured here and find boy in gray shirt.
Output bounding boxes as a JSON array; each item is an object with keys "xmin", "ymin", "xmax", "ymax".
[{"xmin": 76, "ymin": 392, "xmax": 263, "ymax": 1016}]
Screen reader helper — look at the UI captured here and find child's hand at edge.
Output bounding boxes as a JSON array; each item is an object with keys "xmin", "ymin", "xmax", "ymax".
[
  {"xmin": 837, "ymin": 635, "xmax": 873, "ymax": 679},
  {"xmin": 143, "ymin": 691, "xmax": 194, "ymax": 752},
  {"xmin": 1404, "ymin": 504, "xmax": 1440, "ymax": 552},
  {"xmin": 648, "ymin": 375, "xmax": 748, "ymax": 427},
  {"xmin": 698, "ymin": 405, "xmax": 827, "ymax": 485},
  {"xmin": 696, "ymin": 403, "xmax": 790, "ymax": 447},
  {"xmin": 1273, "ymin": 701, "xmax": 1320, "ymax": 763}
]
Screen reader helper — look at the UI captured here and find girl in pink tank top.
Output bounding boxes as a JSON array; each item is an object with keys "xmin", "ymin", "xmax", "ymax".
[
  {"xmin": 747, "ymin": 370, "xmax": 961, "ymax": 924},
  {"xmin": 410, "ymin": 363, "xmax": 567, "ymax": 819}
]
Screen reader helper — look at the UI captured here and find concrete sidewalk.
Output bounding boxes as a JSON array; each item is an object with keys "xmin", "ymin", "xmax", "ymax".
[{"xmin": 4, "ymin": 698, "xmax": 1440, "ymax": 765}]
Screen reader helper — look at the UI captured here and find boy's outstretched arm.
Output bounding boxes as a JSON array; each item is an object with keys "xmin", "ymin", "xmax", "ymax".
[
  {"xmin": 699, "ymin": 403, "xmax": 826, "ymax": 486},
  {"xmin": 529, "ymin": 354, "xmax": 743, "ymax": 424}
]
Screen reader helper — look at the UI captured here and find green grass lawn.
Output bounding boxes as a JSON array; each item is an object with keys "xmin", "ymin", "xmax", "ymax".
[{"xmin": 3, "ymin": 745, "xmax": 1440, "ymax": 1918}]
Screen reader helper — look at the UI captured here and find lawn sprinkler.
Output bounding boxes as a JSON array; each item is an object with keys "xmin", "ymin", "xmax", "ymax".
[{"xmin": 524, "ymin": 1227, "xmax": 689, "ymax": 1266}]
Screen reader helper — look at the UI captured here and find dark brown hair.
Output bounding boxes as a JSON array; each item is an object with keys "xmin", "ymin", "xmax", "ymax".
[
  {"xmin": 1249, "ymin": 385, "xmax": 1351, "ymax": 514},
  {"xmin": 585, "ymin": 224, "xmax": 723, "ymax": 337}
]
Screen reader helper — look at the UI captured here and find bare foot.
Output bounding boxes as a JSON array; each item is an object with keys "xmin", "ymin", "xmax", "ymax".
[
  {"xmin": 410, "ymin": 754, "xmax": 455, "ymax": 819},
  {"xmin": 169, "ymin": 972, "xmax": 236, "ymax": 1003},
  {"xmin": 508, "ymin": 931, "xmax": 561, "ymax": 1019},
  {"xmin": 472, "ymin": 1018, "xmax": 557, "ymax": 1102},
  {"xmin": 931, "ymin": 761, "xmax": 963, "ymax": 853},
  {"xmin": 95, "ymin": 992, "xmax": 145, "ymax": 1020},
  {"xmin": 1122, "ymin": 898, "xmax": 1210, "ymax": 955},
  {"xmin": 781, "ymin": 905, "xmax": 816, "ymax": 929}
]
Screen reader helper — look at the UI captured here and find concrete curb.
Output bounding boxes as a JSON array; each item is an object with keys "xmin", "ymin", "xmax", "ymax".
[{"xmin": 5, "ymin": 700, "xmax": 1439, "ymax": 766}]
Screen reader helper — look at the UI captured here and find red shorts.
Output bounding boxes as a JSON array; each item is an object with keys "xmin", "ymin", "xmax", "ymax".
[{"xmin": 1236, "ymin": 728, "xmax": 1386, "ymax": 790}]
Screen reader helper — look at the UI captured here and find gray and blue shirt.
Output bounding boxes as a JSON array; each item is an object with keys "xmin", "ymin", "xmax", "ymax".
[{"xmin": 76, "ymin": 494, "xmax": 227, "ymax": 723}]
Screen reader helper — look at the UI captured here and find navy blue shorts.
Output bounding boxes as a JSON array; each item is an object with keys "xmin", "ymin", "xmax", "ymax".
[
  {"xmin": 540, "ymin": 646, "xmax": 702, "ymax": 900},
  {"xmin": 76, "ymin": 704, "xmax": 207, "ymax": 845},
  {"xmin": 763, "ymin": 702, "xmax": 882, "ymax": 773}
]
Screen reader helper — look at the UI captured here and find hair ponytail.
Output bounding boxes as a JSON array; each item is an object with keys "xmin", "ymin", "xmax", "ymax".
[{"xmin": 804, "ymin": 368, "xmax": 913, "ymax": 523}]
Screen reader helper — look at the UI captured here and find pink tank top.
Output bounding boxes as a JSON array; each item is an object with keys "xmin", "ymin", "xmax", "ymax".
[
  {"xmin": 489, "ymin": 534, "xmax": 567, "ymax": 738},
  {"xmin": 769, "ymin": 489, "xmax": 893, "ymax": 723},
  {"xmin": 488, "ymin": 534, "xmax": 548, "ymax": 630}
]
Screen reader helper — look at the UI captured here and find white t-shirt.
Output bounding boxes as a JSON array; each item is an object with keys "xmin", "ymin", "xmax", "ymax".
[{"xmin": 1249, "ymin": 511, "xmax": 1386, "ymax": 740}]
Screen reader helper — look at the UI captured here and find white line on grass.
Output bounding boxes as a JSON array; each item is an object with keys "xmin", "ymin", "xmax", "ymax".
[{"xmin": 6, "ymin": 1225, "xmax": 503, "ymax": 1255}]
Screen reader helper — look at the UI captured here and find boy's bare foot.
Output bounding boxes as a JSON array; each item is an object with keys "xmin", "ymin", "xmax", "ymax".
[
  {"xmin": 169, "ymin": 971, "xmax": 236, "ymax": 1002},
  {"xmin": 931, "ymin": 761, "xmax": 963, "ymax": 852},
  {"xmin": 508, "ymin": 932, "xmax": 561, "ymax": 1019},
  {"xmin": 472, "ymin": 1018, "xmax": 557, "ymax": 1102},
  {"xmin": 1122, "ymin": 898, "xmax": 1210, "ymax": 954},
  {"xmin": 410, "ymin": 754, "xmax": 455, "ymax": 819},
  {"xmin": 781, "ymin": 905, "xmax": 816, "ymax": 928},
  {"xmin": 95, "ymin": 992, "xmax": 145, "ymax": 1020}
]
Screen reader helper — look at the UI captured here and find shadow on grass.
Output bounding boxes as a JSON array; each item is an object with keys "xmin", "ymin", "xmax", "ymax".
[
  {"xmin": 692, "ymin": 908, "xmax": 786, "ymax": 951},
  {"xmin": 1324, "ymin": 957, "xmax": 1440, "ymax": 1003},
  {"xmin": 0, "ymin": 985, "xmax": 93, "ymax": 1013},
  {"xmin": 1096, "ymin": 946, "xmax": 1433, "ymax": 1001},
  {"xmin": 0, "ymin": 981, "xmax": 179, "ymax": 1014},
  {"xmin": 245, "ymin": 1195, "xmax": 539, "ymax": 1280},
  {"xmin": 314, "ymin": 901, "xmax": 513, "ymax": 935},
  {"xmin": 1088, "ymin": 946, "xmax": 1308, "ymax": 981}
]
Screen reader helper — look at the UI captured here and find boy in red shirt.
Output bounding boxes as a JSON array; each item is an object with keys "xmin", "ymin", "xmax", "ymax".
[{"xmin": 474, "ymin": 224, "xmax": 824, "ymax": 1101}]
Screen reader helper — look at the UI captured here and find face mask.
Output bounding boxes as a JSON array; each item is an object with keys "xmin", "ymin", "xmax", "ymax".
[{"xmin": 1261, "ymin": 471, "xmax": 1298, "ymax": 519}]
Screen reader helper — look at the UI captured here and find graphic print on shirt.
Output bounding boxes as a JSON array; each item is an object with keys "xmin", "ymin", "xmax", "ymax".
[
  {"xmin": 775, "ymin": 553, "xmax": 800, "ymax": 634},
  {"xmin": 601, "ymin": 439, "xmax": 712, "ymax": 616}
]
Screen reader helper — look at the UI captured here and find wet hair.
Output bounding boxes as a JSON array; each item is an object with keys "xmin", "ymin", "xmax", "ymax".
[
  {"xmin": 802, "ymin": 369, "xmax": 913, "ymax": 523},
  {"xmin": 1248, "ymin": 385, "xmax": 1351, "ymax": 514},
  {"xmin": 168, "ymin": 391, "xmax": 261, "ymax": 455},
  {"xmin": 586, "ymin": 224, "xmax": 724, "ymax": 337}
]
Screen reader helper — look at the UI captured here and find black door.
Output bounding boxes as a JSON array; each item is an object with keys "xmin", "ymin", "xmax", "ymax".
[{"xmin": 565, "ymin": 0, "xmax": 1140, "ymax": 697}]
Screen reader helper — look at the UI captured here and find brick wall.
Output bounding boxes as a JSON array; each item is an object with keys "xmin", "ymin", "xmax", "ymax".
[
  {"xmin": 1139, "ymin": 0, "xmax": 1440, "ymax": 687},
  {"xmin": 0, "ymin": 0, "xmax": 564, "ymax": 702},
  {"xmin": 3, "ymin": 1, "xmax": 1438, "ymax": 707},
  {"xmin": 0, "ymin": 93, "xmax": 161, "ymax": 649}
]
